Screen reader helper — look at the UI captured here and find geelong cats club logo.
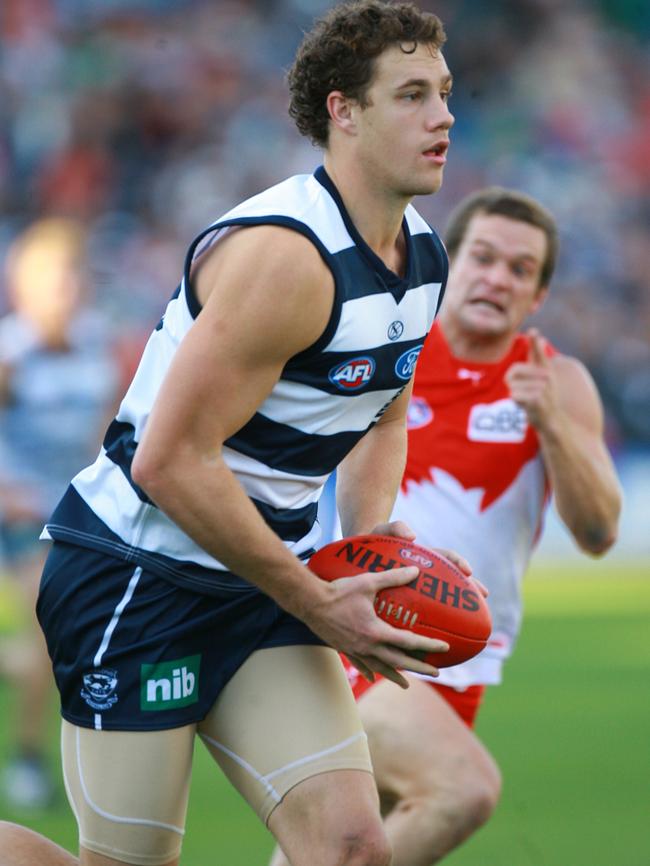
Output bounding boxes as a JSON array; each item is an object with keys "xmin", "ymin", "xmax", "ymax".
[{"xmin": 81, "ymin": 669, "xmax": 119, "ymax": 711}]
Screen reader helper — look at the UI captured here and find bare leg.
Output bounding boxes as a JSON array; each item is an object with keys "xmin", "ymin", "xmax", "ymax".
[
  {"xmin": 0, "ymin": 822, "xmax": 77, "ymax": 866},
  {"xmin": 361, "ymin": 676, "xmax": 501, "ymax": 865},
  {"xmin": 267, "ymin": 769, "xmax": 391, "ymax": 866}
]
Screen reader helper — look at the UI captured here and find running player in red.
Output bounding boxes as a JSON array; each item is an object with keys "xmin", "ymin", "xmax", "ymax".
[{"xmin": 335, "ymin": 187, "xmax": 623, "ymax": 866}]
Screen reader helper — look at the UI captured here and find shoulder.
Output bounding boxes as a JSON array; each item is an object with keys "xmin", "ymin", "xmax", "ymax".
[
  {"xmin": 193, "ymin": 224, "xmax": 335, "ymax": 359},
  {"xmin": 195, "ymin": 223, "xmax": 333, "ymax": 300},
  {"xmin": 405, "ymin": 206, "xmax": 448, "ymax": 270},
  {"xmin": 550, "ymin": 353, "xmax": 595, "ymax": 388},
  {"xmin": 215, "ymin": 172, "xmax": 351, "ymax": 257},
  {"xmin": 551, "ymin": 353, "xmax": 604, "ymax": 427}
]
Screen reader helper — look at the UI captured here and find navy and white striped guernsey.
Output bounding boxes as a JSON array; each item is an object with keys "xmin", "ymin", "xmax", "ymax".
[{"xmin": 43, "ymin": 166, "xmax": 448, "ymax": 594}]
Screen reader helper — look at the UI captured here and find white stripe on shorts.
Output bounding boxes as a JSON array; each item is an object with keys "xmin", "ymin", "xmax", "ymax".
[{"xmin": 93, "ymin": 567, "xmax": 142, "ymax": 668}]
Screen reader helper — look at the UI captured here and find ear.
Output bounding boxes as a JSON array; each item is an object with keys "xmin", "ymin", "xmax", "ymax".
[
  {"xmin": 530, "ymin": 285, "xmax": 549, "ymax": 316},
  {"xmin": 326, "ymin": 91, "xmax": 359, "ymax": 137}
]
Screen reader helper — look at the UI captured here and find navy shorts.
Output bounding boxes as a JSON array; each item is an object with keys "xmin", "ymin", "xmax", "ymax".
[{"xmin": 36, "ymin": 541, "xmax": 324, "ymax": 731}]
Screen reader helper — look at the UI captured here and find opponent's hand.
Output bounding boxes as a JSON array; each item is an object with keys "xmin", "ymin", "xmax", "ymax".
[
  {"xmin": 504, "ymin": 327, "xmax": 558, "ymax": 432},
  {"xmin": 370, "ymin": 521, "xmax": 477, "ymax": 588},
  {"xmin": 304, "ymin": 564, "xmax": 449, "ymax": 689}
]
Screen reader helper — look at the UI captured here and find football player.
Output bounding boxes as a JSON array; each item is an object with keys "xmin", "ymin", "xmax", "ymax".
[{"xmin": 336, "ymin": 186, "xmax": 623, "ymax": 866}]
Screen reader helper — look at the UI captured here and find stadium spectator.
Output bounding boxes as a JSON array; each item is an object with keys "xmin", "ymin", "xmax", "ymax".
[{"xmin": 0, "ymin": 217, "xmax": 121, "ymax": 808}]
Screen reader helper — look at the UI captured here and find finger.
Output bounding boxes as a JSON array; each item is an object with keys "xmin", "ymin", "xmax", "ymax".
[
  {"xmin": 371, "ymin": 520, "xmax": 416, "ymax": 541},
  {"xmin": 374, "ymin": 621, "xmax": 450, "ymax": 657},
  {"xmin": 363, "ymin": 657, "xmax": 410, "ymax": 689},
  {"xmin": 366, "ymin": 565, "xmax": 419, "ymax": 590},
  {"xmin": 378, "ymin": 645, "xmax": 443, "ymax": 679},
  {"xmin": 345, "ymin": 654, "xmax": 375, "ymax": 684},
  {"xmin": 527, "ymin": 328, "xmax": 548, "ymax": 367},
  {"xmin": 379, "ymin": 668, "xmax": 410, "ymax": 689},
  {"xmin": 434, "ymin": 548, "xmax": 472, "ymax": 576}
]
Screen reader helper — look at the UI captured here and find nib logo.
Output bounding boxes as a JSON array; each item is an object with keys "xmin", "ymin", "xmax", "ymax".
[{"xmin": 141, "ymin": 655, "xmax": 200, "ymax": 711}]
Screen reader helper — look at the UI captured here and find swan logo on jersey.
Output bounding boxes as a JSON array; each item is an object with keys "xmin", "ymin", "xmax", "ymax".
[
  {"xmin": 329, "ymin": 356, "xmax": 376, "ymax": 390},
  {"xmin": 468, "ymin": 398, "xmax": 528, "ymax": 443},
  {"xmin": 395, "ymin": 345, "xmax": 424, "ymax": 380},
  {"xmin": 407, "ymin": 396, "xmax": 434, "ymax": 430},
  {"xmin": 81, "ymin": 668, "xmax": 119, "ymax": 711},
  {"xmin": 387, "ymin": 321, "xmax": 404, "ymax": 341}
]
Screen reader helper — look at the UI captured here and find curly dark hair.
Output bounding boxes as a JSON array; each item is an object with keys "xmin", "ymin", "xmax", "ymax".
[
  {"xmin": 288, "ymin": 1, "xmax": 446, "ymax": 148},
  {"xmin": 445, "ymin": 187, "xmax": 559, "ymax": 289}
]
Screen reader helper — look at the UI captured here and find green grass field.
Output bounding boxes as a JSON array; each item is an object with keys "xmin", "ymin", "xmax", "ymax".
[{"xmin": 1, "ymin": 562, "xmax": 648, "ymax": 865}]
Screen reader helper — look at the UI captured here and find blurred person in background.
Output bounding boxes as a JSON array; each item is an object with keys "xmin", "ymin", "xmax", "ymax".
[
  {"xmin": 329, "ymin": 187, "xmax": 621, "ymax": 866},
  {"xmin": 0, "ymin": 217, "xmax": 121, "ymax": 809}
]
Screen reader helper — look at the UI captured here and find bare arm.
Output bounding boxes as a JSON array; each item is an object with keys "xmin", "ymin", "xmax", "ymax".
[
  {"xmin": 131, "ymin": 225, "xmax": 448, "ymax": 684},
  {"xmin": 505, "ymin": 329, "xmax": 622, "ymax": 555},
  {"xmin": 336, "ymin": 381, "xmax": 413, "ymax": 537}
]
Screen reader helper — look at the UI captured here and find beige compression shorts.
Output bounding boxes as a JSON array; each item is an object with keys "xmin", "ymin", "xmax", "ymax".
[{"xmin": 62, "ymin": 645, "xmax": 372, "ymax": 865}]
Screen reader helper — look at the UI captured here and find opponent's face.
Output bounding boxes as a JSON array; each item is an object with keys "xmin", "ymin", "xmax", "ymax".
[
  {"xmin": 442, "ymin": 213, "xmax": 548, "ymax": 338},
  {"xmin": 353, "ymin": 44, "xmax": 454, "ymax": 197}
]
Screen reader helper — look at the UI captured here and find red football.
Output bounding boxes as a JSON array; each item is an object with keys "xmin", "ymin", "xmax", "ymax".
[{"xmin": 308, "ymin": 534, "xmax": 492, "ymax": 668}]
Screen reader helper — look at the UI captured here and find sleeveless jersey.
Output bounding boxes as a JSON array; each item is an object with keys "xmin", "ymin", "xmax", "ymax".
[
  {"xmin": 43, "ymin": 167, "xmax": 448, "ymax": 594},
  {"xmin": 393, "ymin": 322, "xmax": 554, "ymax": 687}
]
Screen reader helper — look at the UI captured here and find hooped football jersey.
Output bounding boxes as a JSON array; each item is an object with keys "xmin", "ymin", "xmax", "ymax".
[
  {"xmin": 393, "ymin": 322, "xmax": 555, "ymax": 688},
  {"xmin": 43, "ymin": 167, "xmax": 447, "ymax": 594}
]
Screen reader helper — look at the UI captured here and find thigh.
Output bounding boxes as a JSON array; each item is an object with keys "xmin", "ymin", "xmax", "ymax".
[
  {"xmin": 358, "ymin": 674, "xmax": 496, "ymax": 810},
  {"xmin": 198, "ymin": 644, "xmax": 373, "ymax": 825},
  {"xmin": 62, "ymin": 719, "xmax": 195, "ymax": 866}
]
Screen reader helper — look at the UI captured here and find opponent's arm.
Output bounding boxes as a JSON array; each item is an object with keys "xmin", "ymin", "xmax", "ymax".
[
  {"xmin": 505, "ymin": 329, "xmax": 622, "ymax": 555},
  {"xmin": 131, "ymin": 225, "xmax": 447, "ymax": 685}
]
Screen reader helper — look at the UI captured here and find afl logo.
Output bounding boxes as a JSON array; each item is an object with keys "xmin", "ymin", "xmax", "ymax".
[
  {"xmin": 407, "ymin": 395, "xmax": 434, "ymax": 430},
  {"xmin": 400, "ymin": 548, "xmax": 433, "ymax": 568},
  {"xmin": 395, "ymin": 344, "xmax": 423, "ymax": 380},
  {"xmin": 329, "ymin": 356, "xmax": 376, "ymax": 391},
  {"xmin": 387, "ymin": 321, "xmax": 404, "ymax": 341}
]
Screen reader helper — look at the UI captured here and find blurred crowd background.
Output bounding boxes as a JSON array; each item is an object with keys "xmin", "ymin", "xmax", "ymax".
[
  {"xmin": 0, "ymin": 0, "xmax": 649, "ymax": 445},
  {"xmin": 0, "ymin": 0, "xmax": 648, "ymax": 813}
]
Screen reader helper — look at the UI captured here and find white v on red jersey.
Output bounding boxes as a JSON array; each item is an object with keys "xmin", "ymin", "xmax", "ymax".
[{"xmin": 393, "ymin": 322, "xmax": 554, "ymax": 689}]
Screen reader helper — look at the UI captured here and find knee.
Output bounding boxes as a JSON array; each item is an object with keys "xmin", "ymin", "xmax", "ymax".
[
  {"xmin": 463, "ymin": 757, "xmax": 502, "ymax": 827},
  {"xmin": 391, "ymin": 756, "xmax": 501, "ymax": 845},
  {"xmin": 337, "ymin": 822, "xmax": 392, "ymax": 866},
  {"xmin": 442, "ymin": 752, "xmax": 502, "ymax": 831}
]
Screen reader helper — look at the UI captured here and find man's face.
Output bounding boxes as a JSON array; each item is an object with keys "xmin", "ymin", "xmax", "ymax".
[
  {"xmin": 442, "ymin": 213, "xmax": 549, "ymax": 338},
  {"xmin": 353, "ymin": 43, "xmax": 454, "ymax": 197}
]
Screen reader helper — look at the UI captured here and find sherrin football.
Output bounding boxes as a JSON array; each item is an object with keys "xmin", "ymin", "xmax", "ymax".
[{"xmin": 308, "ymin": 534, "xmax": 492, "ymax": 668}]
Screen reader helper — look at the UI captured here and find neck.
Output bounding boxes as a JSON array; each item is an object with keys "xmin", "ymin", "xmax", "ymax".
[
  {"xmin": 323, "ymin": 153, "xmax": 409, "ymax": 269},
  {"xmin": 438, "ymin": 313, "xmax": 516, "ymax": 364}
]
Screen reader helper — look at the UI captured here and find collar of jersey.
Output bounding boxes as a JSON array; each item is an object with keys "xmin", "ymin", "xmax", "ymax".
[{"xmin": 314, "ymin": 165, "xmax": 413, "ymax": 301}]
